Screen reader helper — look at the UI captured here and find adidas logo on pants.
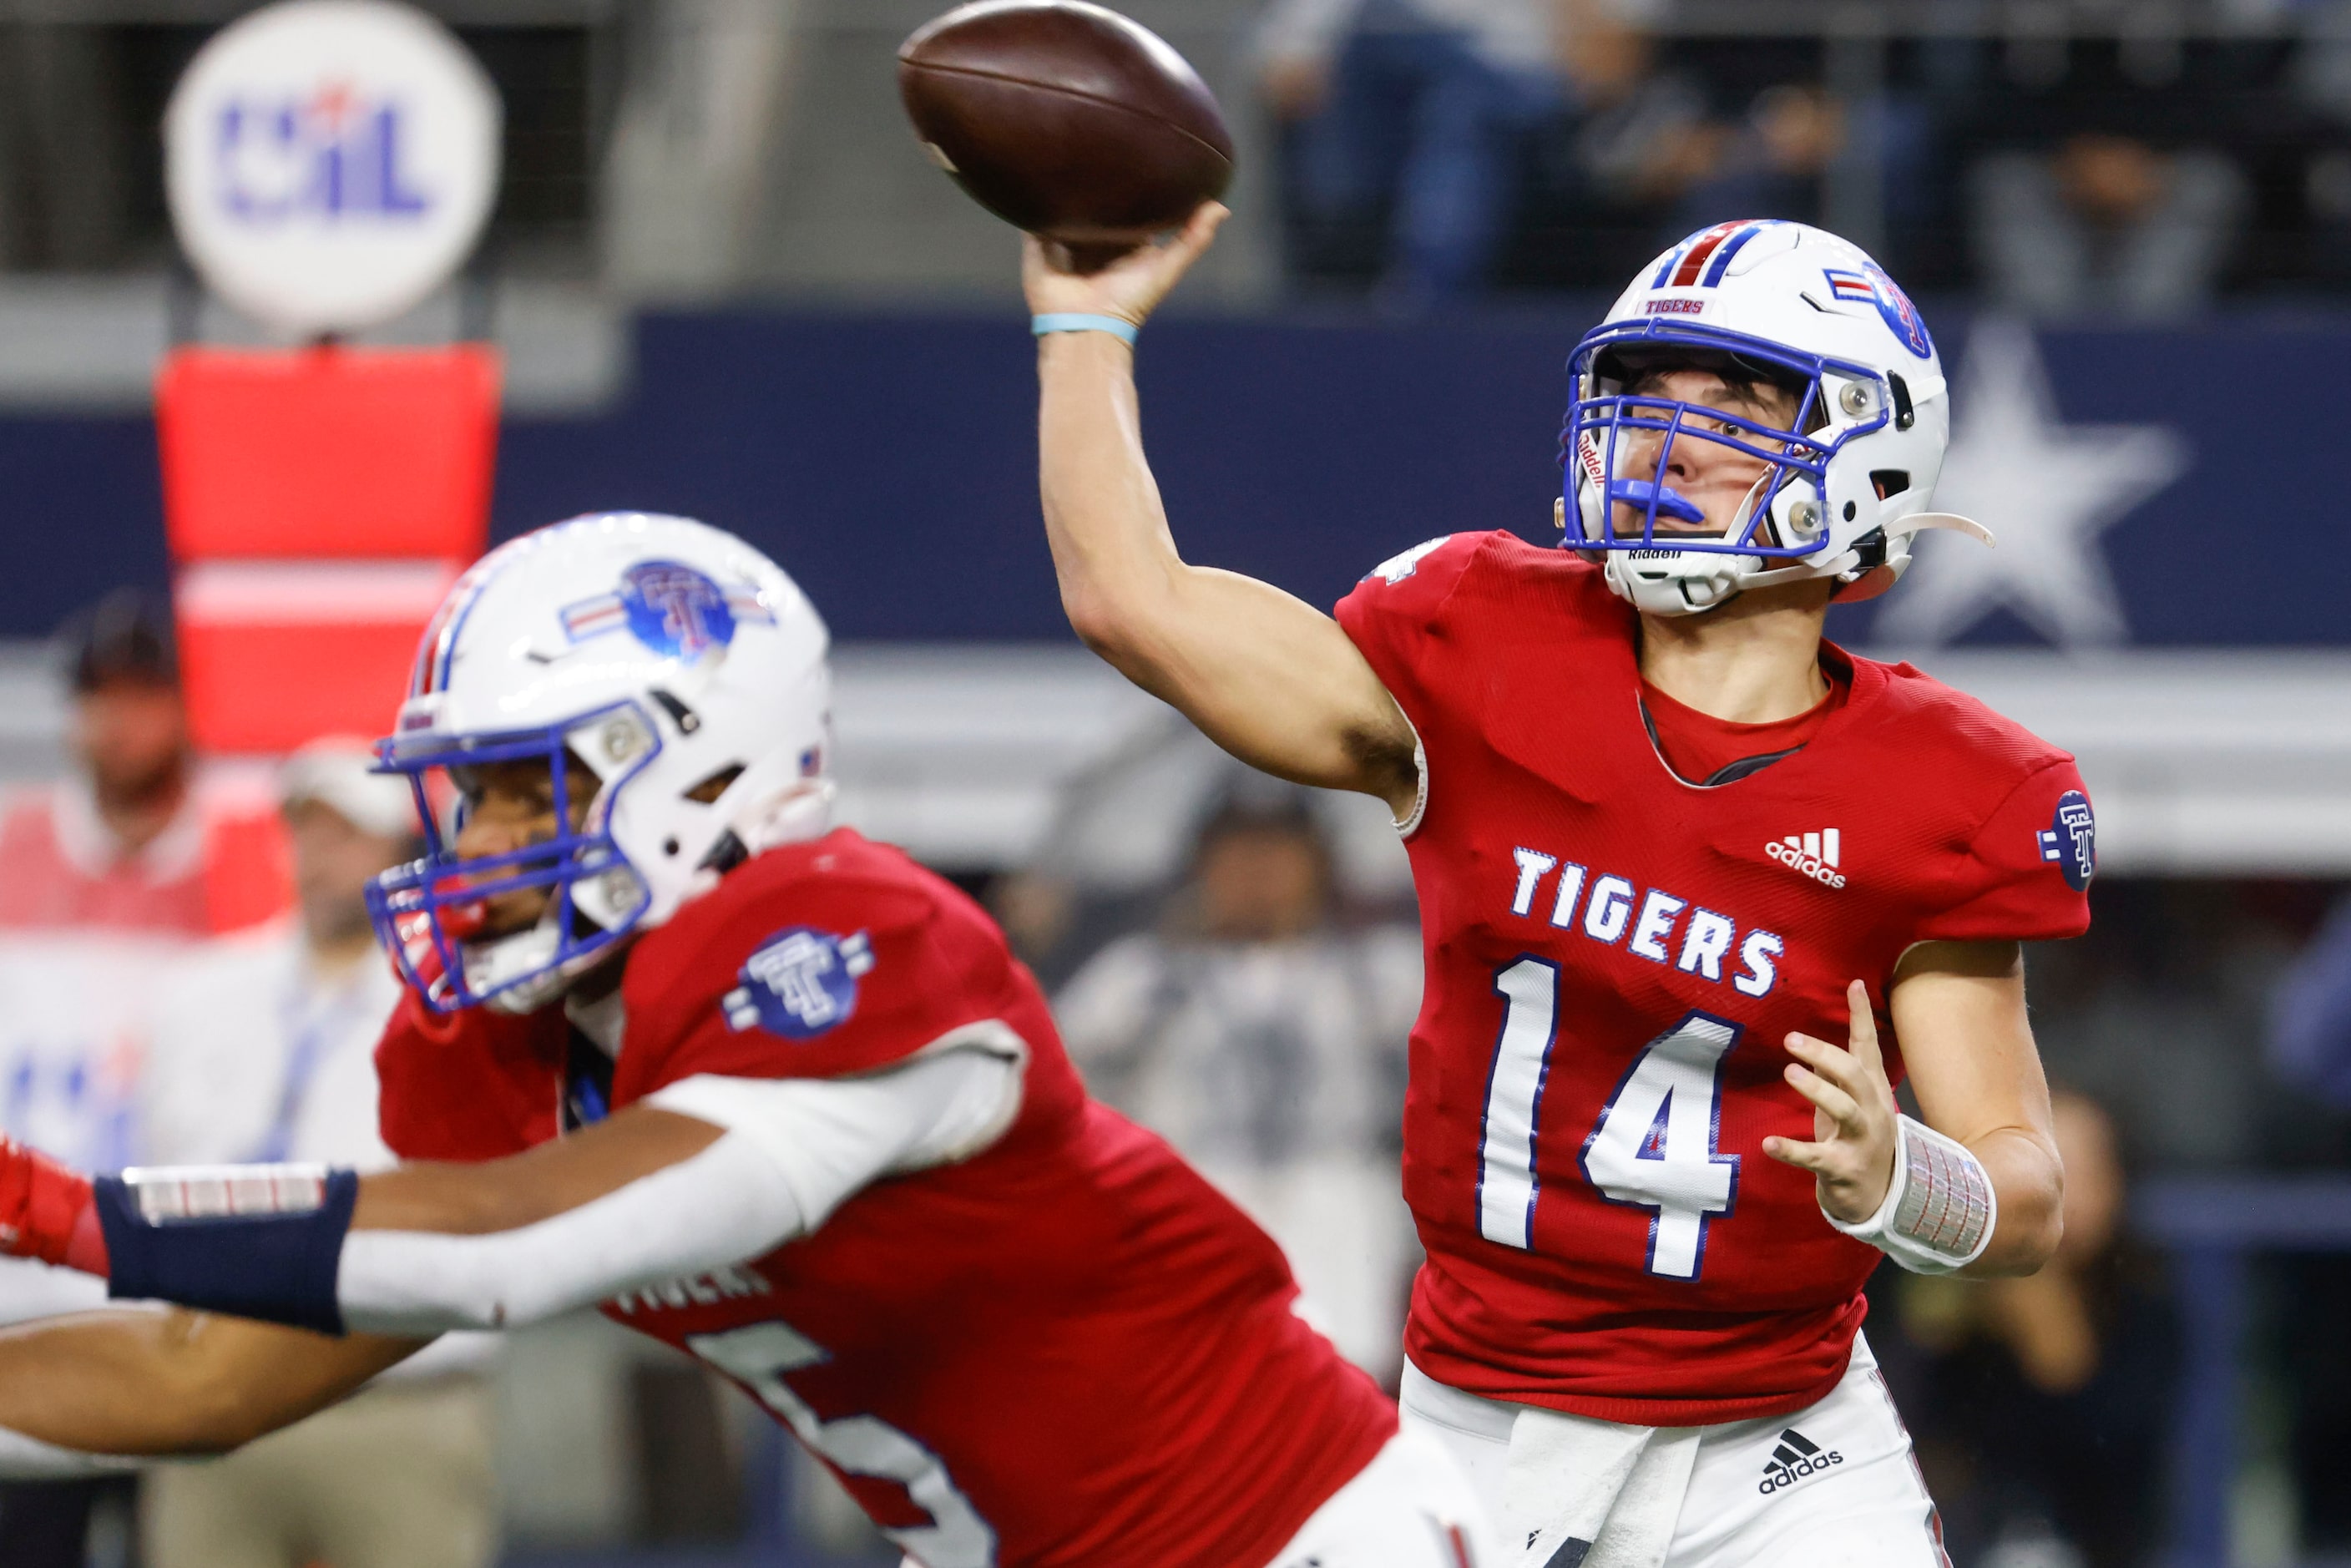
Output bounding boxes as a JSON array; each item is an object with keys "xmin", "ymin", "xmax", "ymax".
[{"xmin": 1757, "ymin": 1428, "xmax": 1843, "ymax": 1495}]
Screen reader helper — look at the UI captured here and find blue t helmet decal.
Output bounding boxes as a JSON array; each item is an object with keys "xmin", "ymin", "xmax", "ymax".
[
  {"xmin": 560, "ymin": 559, "xmax": 776, "ymax": 660},
  {"xmin": 620, "ymin": 560, "xmax": 736, "ymax": 659},
  {"xmin": 1823, "ymin": 266, "xmax": 1934, "ymax": 360}
]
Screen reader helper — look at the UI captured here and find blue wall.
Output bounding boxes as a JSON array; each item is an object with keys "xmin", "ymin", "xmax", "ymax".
[{"xmin": 0, "ymin": 307, "xmax": 2329, "ymax": 645}]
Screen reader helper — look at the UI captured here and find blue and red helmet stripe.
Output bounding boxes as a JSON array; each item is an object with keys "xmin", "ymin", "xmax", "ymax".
[{"xmin": 1651, "ymin": 220, "xmax": 1778, "ymax": 291}]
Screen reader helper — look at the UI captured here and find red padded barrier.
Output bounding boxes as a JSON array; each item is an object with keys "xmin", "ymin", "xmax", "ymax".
[
  {"xmin": 156, "ymin": 343, "xmax": 498, "ymax": 561},
  {"xmin": 174, "ymin": 559, "xmax": 464, "ymax": 754}
]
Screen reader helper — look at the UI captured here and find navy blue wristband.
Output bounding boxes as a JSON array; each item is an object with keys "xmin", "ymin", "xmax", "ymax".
[{"xmin": 99, "ymin": 1169, "xmax": 359, "ymax": 1336}]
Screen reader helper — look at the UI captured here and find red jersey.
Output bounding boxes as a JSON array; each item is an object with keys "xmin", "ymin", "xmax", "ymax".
[
  {"xmin": 1336, "ymin": 533, "xmax": 2094, "ymax": 1427},
  {"xmin": 377, "ymin": 827, "xmax": 1394, "ymax": 1568}
]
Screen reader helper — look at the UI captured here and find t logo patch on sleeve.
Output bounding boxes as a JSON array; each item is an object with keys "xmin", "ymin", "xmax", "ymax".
[
  {"xmin": 2037, "ymin": 791, "xmax": 2096, "ymax": 892},
  {"xmin": 723, "ymin": 928, "xmax": 874, "ymax": 1039},
  {"xmin": 1366, "ymin": 536, "xmax": 1451, "ymax": 585}
]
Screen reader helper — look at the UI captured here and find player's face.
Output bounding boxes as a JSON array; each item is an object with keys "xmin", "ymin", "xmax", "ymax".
[
  {"xmin": 286, "ymin": 797, "xmax": 410, "ymax": 948},
  {"xmin": 1613, "ymin": 369, "xmax": 1802, "ymax": 539},
  {"xmin": 71, "ymin": 678, "xmax": 190, "ymax": 809},
  {"xmin": 1196, "ymin": 825, "xmax": 1329, "ymax": 940},
  {"xmin": 448, "ymin": 757, "xmax": 592, "ymax": 938}
]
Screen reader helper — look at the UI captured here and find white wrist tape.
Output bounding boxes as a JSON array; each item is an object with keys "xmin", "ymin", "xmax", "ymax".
[
  {"xmin": 0, "ymin": 1427, "xmax": 143, "ymax": 1480},
  {"xmin": 1825, "ymin": 1115, "xmax": 1995, "ymax": 1275},
  {"xmin": 116, "ymin": 1164, "xmax": 331, "ymax": 1221}
]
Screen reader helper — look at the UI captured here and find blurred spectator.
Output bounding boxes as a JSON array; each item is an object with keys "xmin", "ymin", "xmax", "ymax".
[
  {"xmin": 135, "ymin": 740, "xmax": 499, "ymax": 1568},
  {"xmin": 1961, "ymin": 38, "xmax": 2252, "ymax": 319},
  {"xmin": 1261, "ymin": 0, "xmax": 1565, "ymax": 305},
  {"xmin": 0, "ymin": 589, "xmax": 287, "ymax": 935},
  {"xmin": 0, "ymin": 592, "xmax": 287, "ymax": 1567},
  {"xmin": 1879, "ymin": 1091, "xmax": 2177, "ymax": 1568},
  {"xmin": 1667, "ymin": 83, "xmax": 1843, "ymax": 236},
  {"xmin": 1507, "ymin": 0, "xmax": 1716, "ymax": 284},
  {"xmin": 1053, "ymin": 779, "xmax": 1419, "ymax": 1378}
]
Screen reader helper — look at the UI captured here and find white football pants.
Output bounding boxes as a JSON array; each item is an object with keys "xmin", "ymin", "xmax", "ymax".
[
  {"xmin": 1267, "ymin": 1425, "xmax": 1504, "ymax": 1567},
  {"xmin": 1398, "ymin": 1333, "xmax": 1949, "ymax": 1568}
]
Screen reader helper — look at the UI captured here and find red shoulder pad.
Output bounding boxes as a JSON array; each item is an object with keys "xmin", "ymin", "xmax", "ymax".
[
  {"xmin": 374, "ymin": 984, "xmax": 564, "ymax": 1162},
  {"xmin": 612, "ymin": 830, "xmax": 1029, "ymax": 1103},
  {"xmin": 1916, "ymin": 758, "xmax": 2096, "ymax": 943},
  {"xmin": 1333, "ymin": 533, "xmax": 1488, "ymax": 707}
]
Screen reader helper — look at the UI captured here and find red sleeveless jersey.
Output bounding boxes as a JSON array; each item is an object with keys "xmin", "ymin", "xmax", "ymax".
[
  {"xmin": 1336, "ymin": 533, "xmax": 2094, "ymax": 1427},
  {"xmin": 376, "ymin": 827, "xmax": 1394, "ymax": 1568}
]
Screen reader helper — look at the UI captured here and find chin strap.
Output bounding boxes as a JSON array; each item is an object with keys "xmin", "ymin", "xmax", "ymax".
[
  {"xmin": 1898, "ymin": 513, "xmax": 1997, "ymax": 549},
  {"xmin": 735, "ymin": 780, "xmax": 837, "ymax": 857},
  {"xmin": 1734, "ymin": 509, "xmax": 1999, "ymax": 598}
]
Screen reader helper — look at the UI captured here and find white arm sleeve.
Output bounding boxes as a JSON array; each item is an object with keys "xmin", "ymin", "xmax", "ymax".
[{"xmin": 337, "ymin": 1028, "xmax": 1025, "ymax": 1335}]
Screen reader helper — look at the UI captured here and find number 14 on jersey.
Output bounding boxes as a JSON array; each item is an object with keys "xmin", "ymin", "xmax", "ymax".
[{"xmin": 1479, "ymin": 959, "xmax": 1742, "ymax": 1279}]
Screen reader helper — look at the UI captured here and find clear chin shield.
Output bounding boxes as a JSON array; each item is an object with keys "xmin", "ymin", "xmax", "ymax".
[
  {"xmin": 365, "ymin": 701, "xmax": 662, "ymax": 1015},
  {"xmin": 1560, "ymin": 321, "xmax": 1885, "ymax": 615}
]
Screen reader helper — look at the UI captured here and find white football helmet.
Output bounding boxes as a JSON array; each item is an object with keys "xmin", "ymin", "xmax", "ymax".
[
  {"xmin": 367, "ymin": 513, "xmax": 832, "ymax": 1014},
  {"xmin": 1561, "ymin": 219, "xmax": 1990, "ymax": 615}
]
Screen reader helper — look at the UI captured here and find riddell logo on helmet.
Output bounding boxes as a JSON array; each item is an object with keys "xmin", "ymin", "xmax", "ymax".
[{"xmin": 1766, "ymin": 829, "xmax": 1846, "ymax": 889}]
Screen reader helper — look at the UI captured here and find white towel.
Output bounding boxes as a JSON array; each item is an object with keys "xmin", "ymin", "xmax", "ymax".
[{"xmin": 1504, "ymin": 1405, "xmax": 1699, "ymax": 1568}]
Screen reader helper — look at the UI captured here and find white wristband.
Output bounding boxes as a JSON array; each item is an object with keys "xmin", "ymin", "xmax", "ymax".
[{"xmin": 1824, "ymin": 1115, "xmax": 1995, "ymax": 1275}]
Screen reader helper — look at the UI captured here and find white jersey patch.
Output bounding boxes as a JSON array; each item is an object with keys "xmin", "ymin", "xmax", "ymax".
[{"xmin": 1369, "ymin": 537, "xmax": 1453, "ymax": 586}]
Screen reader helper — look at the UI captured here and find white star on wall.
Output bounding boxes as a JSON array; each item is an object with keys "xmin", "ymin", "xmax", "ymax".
[{"xmin": 1873, "ymin": 317, "xmax": 2191, "ymax": 650}]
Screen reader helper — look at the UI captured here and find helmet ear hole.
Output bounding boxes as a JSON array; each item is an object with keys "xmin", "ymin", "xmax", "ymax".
[{"xmin": 682, "ymin": 764, "xmax": 745, "ymax": 804}]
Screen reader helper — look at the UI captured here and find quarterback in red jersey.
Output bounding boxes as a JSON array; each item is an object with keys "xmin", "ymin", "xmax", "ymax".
[
  {"xmin": 0, "ymin": 515, "xmax": 1493, "ymax": 1568},
  {"xmin": 1024, "ymin": 215, "xmax": 2088, "ymax": 1565}
]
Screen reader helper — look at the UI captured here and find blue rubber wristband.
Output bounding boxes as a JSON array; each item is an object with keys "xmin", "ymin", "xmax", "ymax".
[{"xmin": 1032, "ymin": 313, "xmax": 1139, "ymax": 346}]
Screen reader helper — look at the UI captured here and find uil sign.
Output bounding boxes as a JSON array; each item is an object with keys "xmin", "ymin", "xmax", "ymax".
[{"xmin": 165, "ymin": 0, "xmax": 501, "ymax": 336}]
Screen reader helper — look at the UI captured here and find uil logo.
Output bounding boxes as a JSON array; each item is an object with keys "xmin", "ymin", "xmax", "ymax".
[{"xmin": 215, "ymin": 82, "xmax": 431, "ymax": 223}]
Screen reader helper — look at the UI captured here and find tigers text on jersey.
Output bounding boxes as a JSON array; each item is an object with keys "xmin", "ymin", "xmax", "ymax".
[
  {"xmin": 375, "ymin": 828, "xmax": 1396, "ymax": 1568},
  {"xmin": 1335, "ymin": 532, "xmax": 2093, "ymax": 1428}
]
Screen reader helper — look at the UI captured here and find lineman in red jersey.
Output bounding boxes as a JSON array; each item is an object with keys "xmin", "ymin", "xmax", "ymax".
[
  {"xmin": 1024, "ymin": 215, "xmax": 2090, "ymax": 1565},
  {"xmin": 0, "ymin": 515, "xmax": 1495, "ymax": 1568}
]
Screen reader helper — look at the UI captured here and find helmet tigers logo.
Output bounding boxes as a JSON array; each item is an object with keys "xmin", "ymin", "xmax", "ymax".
[
  {"xmin": 723, "ymin": 927, "xmax": 874, "ymax": 1039},
  {"xmin": 560, "ymin": 559, "xmax": 776, "ymax": 661},
  {"xmin": 2037, "ymin": 791, "xmax": 2096, "ymax": 892}
]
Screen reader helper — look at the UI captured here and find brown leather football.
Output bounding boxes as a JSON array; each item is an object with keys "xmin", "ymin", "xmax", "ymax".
[{"xmin": 898, "ymin": 1, "xmax": 1233, "ymax": 252}]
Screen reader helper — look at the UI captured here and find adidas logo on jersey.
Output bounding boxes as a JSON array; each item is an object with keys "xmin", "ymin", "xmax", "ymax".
[
  {"xmin": 1766, "ymin": 829, "xmax": 1846, "ymax": 889},
  {"xmin": 1757, "ymin": 1428, "xmax": 1843, "ymax": 1495}
]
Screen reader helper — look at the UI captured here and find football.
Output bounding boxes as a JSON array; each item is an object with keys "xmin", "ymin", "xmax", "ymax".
[{"xmin": 897, "ymin": 1, "xmax": 1233, "ymax": 260}]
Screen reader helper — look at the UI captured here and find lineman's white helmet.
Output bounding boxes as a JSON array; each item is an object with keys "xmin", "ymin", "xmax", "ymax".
[
  {"xmin": 1561, "ymin": 219, "xmax": 1990, "ymax": 615},
  {"xmin": 367, "ymin": 513, "xmax": 832, "ymax": 1014}
]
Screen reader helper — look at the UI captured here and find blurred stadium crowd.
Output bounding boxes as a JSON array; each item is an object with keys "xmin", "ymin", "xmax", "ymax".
[
  {"xmin": 1266, "ymin": 0, "xmax": 2351, "ymax": 311},
  {"xmin": 0, "ymin": 3, "xmax": 2346, "ymax": 1568}
]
